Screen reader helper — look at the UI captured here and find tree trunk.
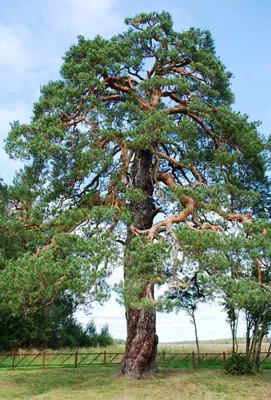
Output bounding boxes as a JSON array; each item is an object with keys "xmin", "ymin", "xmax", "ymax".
[
  {"xmin": 229, "ymin": 307, "xmax": 239, "ymax": 355},
  {"xmin": 121, "ymin": 149, "xmax": 158, "ymax": 379},
  {"xmin": 245, "ymin": 313, "xmax": 251, "ymax": 358},
  {"xmin": 121, "ymin": 308, "xmax": 158, "ymax": 378},
  {"xmin": 191, "ymin": 311, "xmax": 200, "ymax": 364}
]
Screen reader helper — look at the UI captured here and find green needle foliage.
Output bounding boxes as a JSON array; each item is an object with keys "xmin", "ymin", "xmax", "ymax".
[{"xmin": 1, "ymin": 12, "xmax": 270, "ymax": 373}]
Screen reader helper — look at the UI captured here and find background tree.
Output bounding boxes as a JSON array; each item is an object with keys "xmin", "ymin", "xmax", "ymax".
[
  {"xmin": 0, "ymin": 294, "xmax": 114, "ymax": 351},
  {"xmin": 211, "ymin": 223, "xmax": 271, "ymax": 371},
  {"xmin": 221, "ymin": 244, "xmax": 244, "ymax": 355},
  {"xmin": 165, "ymin": 276, "xmax": 208, "ymax": 363},
  {"xmin": 3, "ymin": 11, "xmax": 269, "ymax": 378},
  {"xmin": 223, "ymin": 301, "xmax": 240, "ymax": 355},
  {"xmin": 222, "ymin": 279, "xmax": 271, "ymax": 371},
  {"xmin": 229, "ymin": 233, "xmax": 271, "ymax": 371},
  {"xmin": 97, "ymin": 324, "xmax": 114, "ymax": 347}
]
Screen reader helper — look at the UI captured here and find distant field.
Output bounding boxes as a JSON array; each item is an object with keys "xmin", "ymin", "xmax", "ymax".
[
  {"xmin": 0, "ymin": 366, "xmax": 271, "ymax": 400},
  {"xmin": 159, "ymin": 342, "xmax": 271, "ymax": 353}
]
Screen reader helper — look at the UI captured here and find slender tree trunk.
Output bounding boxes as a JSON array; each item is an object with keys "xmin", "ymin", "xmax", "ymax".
[
  {"xmin": 255, "ymin": 330, "xmax": 264, "ymax": 372},
  {"xmin": 230, "ymin": 321, "xmax": 235, "ymax": 355},
  {"xmin": 234, "ymin": 310, "xmax": 239, "ymax": 354},
  {"xmin": 250, "ymin": 305, "xmax": 267, "ymax": 371},
  {"xmin": 250, "ymin": 311, "xmax": 263, "ymax": 367},
  {"xmin": 191, "ymin": 311, "xmax": 200, "ymax": 364},
  {"xmin": 245, "ymin": 313, "xmax": 251, "ymax": 358},
  {"xmin": 121, "ymin": 149, "xmax": 158, "ymax": 379},
  {"xmin": 229, "ymin": 308, "xmax": 239, "ymax": 355}
]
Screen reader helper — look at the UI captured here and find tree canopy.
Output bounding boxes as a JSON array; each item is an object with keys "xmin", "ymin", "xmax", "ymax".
[{"xmin": 1, "ymin": 11, "xmax": 270, "ymax": 377}]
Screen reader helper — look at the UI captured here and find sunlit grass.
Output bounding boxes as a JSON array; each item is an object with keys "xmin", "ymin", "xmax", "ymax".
[{"xmin": 0, "ymin": 367, "xmax": 271, "ymax": 400}]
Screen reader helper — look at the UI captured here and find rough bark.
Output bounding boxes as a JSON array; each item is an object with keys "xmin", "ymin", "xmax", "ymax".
[{"xmin": 121, "ymin": 149, "xmax": 158, "ymax": 379}]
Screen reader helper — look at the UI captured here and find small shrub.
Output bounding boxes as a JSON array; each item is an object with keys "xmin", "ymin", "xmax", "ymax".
[{"xmin": 224, "ymin": 354, "xmax": 253, "ymax": 375}]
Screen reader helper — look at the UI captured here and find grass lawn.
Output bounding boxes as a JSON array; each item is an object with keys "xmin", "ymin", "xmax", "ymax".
[{"xmin": 0, "ymin": 366, "xmax": 271, "ymax": 400}]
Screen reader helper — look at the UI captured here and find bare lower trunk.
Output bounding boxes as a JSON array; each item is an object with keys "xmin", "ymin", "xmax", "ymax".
[
  {"xmin": 121, "ymin": 309, "xmax": 158, "ymax": 378},
  {"xmin": 121, "ymin": 149, "xmax": 158, "ymax": 378}
]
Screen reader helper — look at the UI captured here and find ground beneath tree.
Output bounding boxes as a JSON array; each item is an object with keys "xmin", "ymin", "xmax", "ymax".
[{"xmin": 0, "ymin": 367, "xmax": 271, "ymax": 400}]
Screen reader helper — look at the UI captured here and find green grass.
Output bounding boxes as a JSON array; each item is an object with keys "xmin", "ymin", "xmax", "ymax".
[{"xmin": 0, "ymin": 366, "xmax": 271, "ymax": 400}]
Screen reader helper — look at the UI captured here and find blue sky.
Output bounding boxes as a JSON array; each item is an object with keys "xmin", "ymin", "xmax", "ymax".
[{"xmin": 1, "ymin": 0, "xmax": 270, "ymax": 341}]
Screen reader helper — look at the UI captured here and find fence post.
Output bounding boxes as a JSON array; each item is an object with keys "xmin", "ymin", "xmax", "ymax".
[
  {"xmin": 74, "ymin": 351, "xmax": 78, "ymax": 368},
  {"xmin": 11, "ymin": 351, "xmax": 15, "ymax": 371},
  {"xmin": 162, "ymin": 351, "xmax": 166, "ymax": 370},
  {"xmin": 192, "ymin": 351, "xmax": 195, "ymax": 369},
  {"xmin": 223, "ymin": 351, "xmax": 226, "ymax": 362},
  {"xmin": 42, "ymin": 350, "xmax": 46, "ymax": 369},
  {"xmin": 104, "ymin": 351, "xmax": 107, "ymax": 367}
]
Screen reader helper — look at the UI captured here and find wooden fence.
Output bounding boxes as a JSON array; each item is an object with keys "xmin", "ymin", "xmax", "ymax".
[{"xmin": 0, "ymin": 351, "xmax": 271, "ymax": 370}]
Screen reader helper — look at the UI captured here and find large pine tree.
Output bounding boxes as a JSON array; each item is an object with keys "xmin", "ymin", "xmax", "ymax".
[{"xmin": 3, "ymin": 12, "xmax": 268, "ymax": 378}]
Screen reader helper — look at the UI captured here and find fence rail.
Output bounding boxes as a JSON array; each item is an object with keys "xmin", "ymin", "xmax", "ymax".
[{"xmin": 0, "ymin": 351, "xmax": 270, "ymax": 370}]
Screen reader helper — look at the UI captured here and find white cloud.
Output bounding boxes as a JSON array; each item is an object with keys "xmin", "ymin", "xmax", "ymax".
[
  {"xmin": 0, "ymin": 25, "xmax": 30, "ymax": 68},
  {"xmin": 43, "ymin": 0, "xmax": 123, "ymax": 37},
  {"xmin": 0, "ymin": 24, "xmax": 41, "ymax": 92}
]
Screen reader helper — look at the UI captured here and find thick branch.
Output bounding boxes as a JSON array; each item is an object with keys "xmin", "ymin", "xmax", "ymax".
[
  {"xmin": 130, "ymin": 172, "xmax": 195, "ymax": 238},
  {"xmin": 152, "ymin": 150, "xmax": 205, "ymax": 184}
]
